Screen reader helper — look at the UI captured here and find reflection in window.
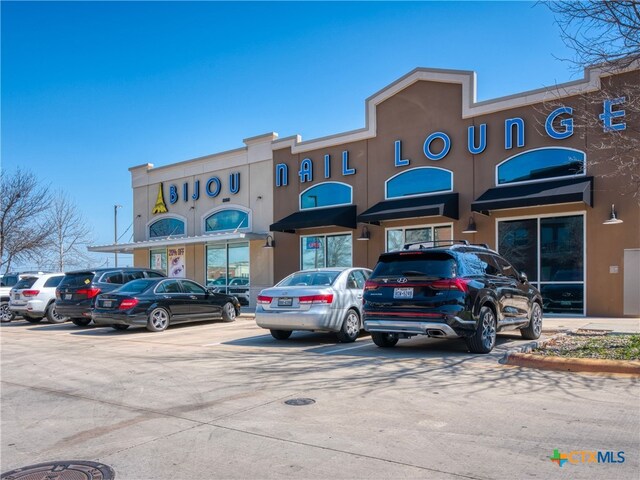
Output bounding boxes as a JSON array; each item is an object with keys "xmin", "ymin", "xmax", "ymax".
[
  {"xmin": 386, "ymin": 225, "xmax": 452, "ymax": 252},
  {"xmin": 205, "ymin": 243, "xmax": 250, "ymax": 305},
  {"xmin": 386, "ymin": 167, "xmax": 453, "ymax": 199},
  {"xmin": 205, "ymin": 209, "xmax": 249, "ymax": 232},
  {"xmin": 149, "ymin": 218, "xmax": 185, "ymax": 238},
  {"xmin": 540, "ymin": 216, "xmax": 584, "ymax": 282},
  {"xmin": 497, "ymin": 219, "xmax": 538, "ymax": 282},
  {"xmin": 300, "ymin": 182, "xmax": 352, "ymax": 209},
  {"xmin": 301, "ymin": 234, "xmax": 351, "ymax": 269},
  {"xmin": 150, "ymin": 249, "xmax": 167, "ymax": 274},
  {"xmin": 497, "ymin": 148, "xmax": 585, "ymax": 185}
]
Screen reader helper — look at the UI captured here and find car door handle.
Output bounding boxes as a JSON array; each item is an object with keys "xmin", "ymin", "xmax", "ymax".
[
  {"xmin": 189, "ymin": 295, "xmax": 198, "ymax": 300},
  {"xmin": 356, "ymin": 294, "xmax": 363, "ymax": 299}
]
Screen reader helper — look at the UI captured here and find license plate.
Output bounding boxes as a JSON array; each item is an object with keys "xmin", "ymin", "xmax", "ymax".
[
  {"xmin": 65, "ymin": 294, "xmax": 72, "ymax": 300},
  {"xmin": 278, "ymin": 297, "xmax": 293, "ymax": 307},
  {"xmin": 393, "ymin": 287, "xmax": 414, "ymax": 299},
  {"xmin": 14, "ymin": 293, "xmax": 20, "ymax": 300},
  {"xmin": 103, "ymin": 300, "xmax": 113, "ymax": 308}
]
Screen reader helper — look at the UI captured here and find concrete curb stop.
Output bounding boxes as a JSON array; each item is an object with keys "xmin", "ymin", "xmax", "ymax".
[{"xmin": 502, "ymin": 330, "xmax": 640, "ymax": 375}]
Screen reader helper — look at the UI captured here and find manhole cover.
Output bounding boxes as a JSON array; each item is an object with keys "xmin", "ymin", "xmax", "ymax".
[
  {"xmin": 284, "ymin": 398, "xmax": 316, "ymax": 406},
  {"xmin": 1, "ymin": 461, "xmax": 115, "ymax": 480}
]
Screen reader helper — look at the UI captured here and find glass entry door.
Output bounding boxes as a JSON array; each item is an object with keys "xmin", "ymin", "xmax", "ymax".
[
  {"xmin": 206, "ymin": 243, "xmax": 250, "ymax": 305},
  {"xmin": 498, "ymin": 214, "xmax": 584, "ymax": 315}
]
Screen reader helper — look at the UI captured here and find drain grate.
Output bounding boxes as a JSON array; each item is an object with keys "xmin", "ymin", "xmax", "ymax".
[
  {"xmin": 284, "ymin": 398, "xmax": 316, "ymax": 406},
  {"xmin": 1, "ymin": 460, "xmax": 115, "ymax": 480}
]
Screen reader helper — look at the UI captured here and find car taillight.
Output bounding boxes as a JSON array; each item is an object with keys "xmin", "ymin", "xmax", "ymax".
[
  {"xmin": 119, "ymin": 298, "xmax": 139, "ymax": 310},
  {"xmin": 257, "ymin": 295, "xmax": 273, "ymax": 305},
  {"xmin": 299, "ymin": 294, "xmax": 334, "ymax": 304},
  {"xmin": 364, "ymin": 280, "xmax": 379, "ymax": 291},
  {"xmin": 76, "ymin": 287, "xmax": 101, "ymax": 299},
  {"xmin": 55, "ymin": 289, "xmax": 61, "ymax": 299},
  {"xmin": 22, "ymin": 290, "xmax": 40, "ymax": 297},
  {"xmin": 431, "ymin": 278, "xmax": 469, "ymax": 293}
]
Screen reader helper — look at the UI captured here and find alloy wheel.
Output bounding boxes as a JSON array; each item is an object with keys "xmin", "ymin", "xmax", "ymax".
[
  {"xmin": 151, "ymin": 309, "xmax": 169, "ymax": 330},
  {"xmin": 481, "ymin": 311, "xmax": 496, "ymax": 350}
]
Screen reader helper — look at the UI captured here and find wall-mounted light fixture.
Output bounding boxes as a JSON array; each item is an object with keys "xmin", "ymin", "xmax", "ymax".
[
  {"xmin": 357, "ymin": 226, "xmax": 370, "ymax": 241},
  {"xmin": 462, "ymin": 216, "xmax": 478, "ymax": 234},
  {"xmin": 603, "ymin": 204, "xmax": 623, "ymax": 225},
  {"xmin": 263, "ymin": 235, "xmax": 276, "ymax": 249}
]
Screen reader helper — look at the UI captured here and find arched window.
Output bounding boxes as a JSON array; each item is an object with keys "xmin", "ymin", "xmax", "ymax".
[
  {"xmin": 205, "ymin": 209, "xmax": 249, "ymax": 232},
  {"xmin": 385, "ymin": 167, "xmax": 453, "ymax": 199},
  {"xmin": 149, "ymin": 217, "xmax": 185, "ymax": 239},
  {"xmin": 496, "ymin": 147, "xmax": 585, "ymax": 186},
  {"xmin": 300, "ymin": 182, "xmax": 352, "ymax": 210}
]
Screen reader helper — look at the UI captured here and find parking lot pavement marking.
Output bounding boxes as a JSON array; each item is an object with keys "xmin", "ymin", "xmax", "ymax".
[{"xmin": 321, "ymin": 341, "xmax": 374, "ymax": 355}]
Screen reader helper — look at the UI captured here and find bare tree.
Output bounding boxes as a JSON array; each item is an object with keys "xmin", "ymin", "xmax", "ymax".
[
  {"xmin": 0, "ymin": 169, "xmax": 51, "ymax": 273},
  {"xmin": 43, "ymin": 191, "xmax": 94, "ymax": 271},
  {"xmin": 542, "ymin": 1, "xmax": 640, "ymax": 202}
]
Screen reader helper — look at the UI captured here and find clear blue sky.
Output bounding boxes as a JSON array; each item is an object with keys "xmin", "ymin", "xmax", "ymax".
[{"xmin": 2, "ymin": 1, "xmax": 578, "ymax": 267}]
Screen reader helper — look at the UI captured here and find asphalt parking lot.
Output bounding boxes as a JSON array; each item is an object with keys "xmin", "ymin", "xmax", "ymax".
[{"xmin": 1, "ymin": 316, "xmax": 638, "ymax": 480}]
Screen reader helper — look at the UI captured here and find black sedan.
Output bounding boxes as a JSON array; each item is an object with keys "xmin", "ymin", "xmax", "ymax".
[{"xmin": 93, "ymin": 278, "xmax": 241, "ymax": 332}]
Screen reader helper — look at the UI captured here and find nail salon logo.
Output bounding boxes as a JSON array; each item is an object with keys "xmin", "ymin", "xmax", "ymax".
[{"xmin": 550, "ymin": 449, "xmax": 625, "ymax": 467}]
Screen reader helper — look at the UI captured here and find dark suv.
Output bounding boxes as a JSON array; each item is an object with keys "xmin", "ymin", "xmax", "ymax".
[
  {"xmin": 56, "ymin": 268, "xmax": 166, "ymax": 326},
  {"xmin": 363, "ymin": 241, "xmax": 543, "ymax": 353}
]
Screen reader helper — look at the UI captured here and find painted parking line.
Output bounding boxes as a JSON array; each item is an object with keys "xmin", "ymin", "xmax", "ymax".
[{"xmin": 322, "ymin": 342, "xmax": 373, "ymax": 355}]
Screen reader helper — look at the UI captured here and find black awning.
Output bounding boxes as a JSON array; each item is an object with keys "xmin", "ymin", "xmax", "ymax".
[
  {"xmin": 471, "ymin": 176, "xmax": 593, "ymax": 215},
  {"xmin": 357, "ymin": 193, "xmax": 459, "ymax": 225},
  {"xmin": 270, "ymin": 205, "xmax": 357, "ymax": 233}
]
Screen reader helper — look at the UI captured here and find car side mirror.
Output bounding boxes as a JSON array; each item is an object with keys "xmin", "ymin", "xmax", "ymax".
[{"xmin": 519, "ymin": 272, "xmax": 528, "ymax": 283}]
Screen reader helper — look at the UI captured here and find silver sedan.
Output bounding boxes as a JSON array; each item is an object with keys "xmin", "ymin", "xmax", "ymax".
[{"xmin": 255, "ymin": 267, "xmax": 371, "ymax": 342}]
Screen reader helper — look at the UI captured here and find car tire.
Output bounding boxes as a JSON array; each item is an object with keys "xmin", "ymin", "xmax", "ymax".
[
  {"xmin": 336, "ymin": 309, "xmax": 360, "ymax": 343},
  {"xmin": 111, "ymin": 324, "xmax": 130, "ymax": 331},
  {"xmin": 46, "ymin": 304, "xmax": 67, "ymax": 324},
  {"xmin": 465, "ymin": 306, "xmax": 497, "ymax": 354},
  {"xmin": 0, "ymin": 303, "xmax": 14, "ymax": 322},
  {"xmin": 520, "ymin": 302, "xmax": 543, "ymax": 340},
  {"xmin": 71, "ymin": 318, "xmax": 91, "ymax": 327},
  {"xmin": 221, "ymin": 302, "xmax": 237, "ymax": 322},
  {"xmin": 270, "ymin": 329, "xmax": 292, "ymax": 340},
  {"xmin": 371, "ymin": 332, "xmax": 399, "ymax": 348},
  {"xmin": 147, "ymin": 307, "xmax": 170, "ymax": 332},
  {"xmin": 24, "ymin": 316, "xmax": 43, "ymax": 324}
]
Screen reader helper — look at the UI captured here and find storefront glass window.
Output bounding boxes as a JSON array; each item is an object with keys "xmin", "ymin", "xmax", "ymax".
[
  {"xmin": 149, "ymin": 218, "xmax": 185, "ymax": 239},
  {"xmin": 301, "ymin": 234, "xmax": 351, "ymax": 269},
  {"xmin": 206, "ymin": 243, "xmax": 250, "ymax": 305},
  {"xmin": 205, "ymin": 209, "xmax": 249, "ymax": 232},
  {"xmin": 149, "ymin": 249, "xmax": 167, "ymax": 274},
  {"xmin": 497, "ymin": 148, "xmax": 585, "ymax": 185},
  {"xmin": 498, "ymin": 215, "xmax": 584, "ymax": 315},
  {"xmin": 386, "ymin": 225, "xmax": 452, "ymax": 252},
  {"xmin": 386, "ymin": 167, "xmax": 452, "ymax": 199},
  {"xmin": 300, "ymin": 183, "xmax": 352, "ymax": 209}
]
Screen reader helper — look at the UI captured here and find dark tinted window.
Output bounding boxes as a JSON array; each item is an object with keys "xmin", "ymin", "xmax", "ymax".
[
  {"xmin": 149, "ymin": 218, "xmax": 185, "ymax": 238},
  {"xmin": 101, "ymin": 271, "xmax": 124, "ymax": 284},
  {"xmin": 353, "ymin": 270, "xmax": 366, "ymax": 288},
  {"xmin": 494, "ymin": 256, "xmax": 519, "ymax": 279},
  {"xmin": 59, "ymin": 272, "xmax": 97, "ymax": 288},
  {"xmin": 43, "ymin": 276, "xmax": 64, "ymax": 288},
  {"xmin": 371, "ymin": 253, "xmax": 457, "ymax": 279},
  {"xmin": 278, "ymin": 271, "xmax": 340, "ymax": 287},
  {"xmin": 181, "ymin": 280, "xmax": 206, "ymax": 294},
  {"xmin": 1, "ymin": 275, "xmax": 19, "ymax": 287},
  {"xmin": 463, "ymin": 253, "xmax": 501, "ymax": 276},
  {"xmin": 156, "ymin": 280, "xmax": 182, "ymax": 294},
  {"xmin": 14, "ymin": 277, "xmax": 37, "ymax": 289},
  {"xmin": 124, "ymin": 271, "xmax": 145, "ymax": 282},
  {"xmin": 346, "ymin": 272, "xmax": 359, "ymax": 289},
  {"xmin": 117, "ymin": 279, "xmax": 155, "ymax": 294},
  {"xmin": 146, "ymin": 271, "xmax": 165, "ymax": 278}
]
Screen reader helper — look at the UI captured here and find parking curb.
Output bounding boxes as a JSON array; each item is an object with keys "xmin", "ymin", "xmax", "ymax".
[{"xmin": 504, "ymin": 352, "xmax": 640, "ymax": 375}]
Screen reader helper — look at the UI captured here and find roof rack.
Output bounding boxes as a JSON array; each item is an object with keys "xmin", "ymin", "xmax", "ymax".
[{"xmin": 402, "ymin": 240, "xmax": 469, "ymax": 250}]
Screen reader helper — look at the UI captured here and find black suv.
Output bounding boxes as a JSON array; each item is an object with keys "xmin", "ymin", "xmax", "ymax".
[
  {"xmin": 56, "ymin": 268, "xmax": 166, "ymax": 326},
  {"xmin": 363, "ymin": 241, "xmax": 543, "ymax": 353}
]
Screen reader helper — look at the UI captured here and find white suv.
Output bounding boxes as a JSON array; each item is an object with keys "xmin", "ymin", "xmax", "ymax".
[{"xmin": 9, "ymin": 273, "xmax": 68, "ymax": 323}]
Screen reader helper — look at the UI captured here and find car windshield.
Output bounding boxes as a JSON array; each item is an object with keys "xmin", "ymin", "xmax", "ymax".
[
  {"xmin": 277, "ymin": 271, "xmax": 340, "ymax": 287},
  {"xmin": 116, "ymin": 279, "xmax": 156, "ymax": 294},
  {"xmin": 59, "ymin": 272, "xmax": 97, "ymax": 288},
  {"xmin": 371, "ymin": 252, "xmax": 457, "ymax": 279},
  {"xmin": 13, "ymin": 277, "xmax": 38, "ymax": 289}
]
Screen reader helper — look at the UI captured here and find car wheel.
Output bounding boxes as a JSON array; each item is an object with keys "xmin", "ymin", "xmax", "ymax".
[
  {"xmin": 111, "ymin": 324, "xmax": 130, "ymax": 331},
  {"xmin": 465, "ymin": 306, "xmax": 496, "ymax": 354},
  {"xmin": 270, "ymin": 329, "xmax": 292, "ymax": 340},
  {"xmin": 46, "ymin": 304, "xmax": 67, "ymax": 324},
  {"xmin": 221, "ymin": 302, "xmax": 236, "ymax": 322},
  {"xmin": 336, "ymin": 309, "xmax": 360, "ymax": 343},
  {"xmin": 0, "ymin": 303, "xmax": 14, "ymax": 322},
  {"xmin": 147, "ymin": 307, "xmax": 170, "ymax": 332},
  {"xmin": 24, "ymin": 316, "xmax": 43, "ymax": 324},
  {"xmin": 371, "ymin": 332, "xmax": 399, "ymax": 348},
  {"xmin": 71, "ymin": 318, "xmax": 91, "ymax": 327},
  {"xmin": 520, "ymin": 302, "xmax": 543, "ymax": 340}
]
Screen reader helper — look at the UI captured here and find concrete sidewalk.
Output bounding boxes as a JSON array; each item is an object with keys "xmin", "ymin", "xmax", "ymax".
[{"xmin": 542, "ymin": 316, "xmax": 640, "ymax": 334}]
